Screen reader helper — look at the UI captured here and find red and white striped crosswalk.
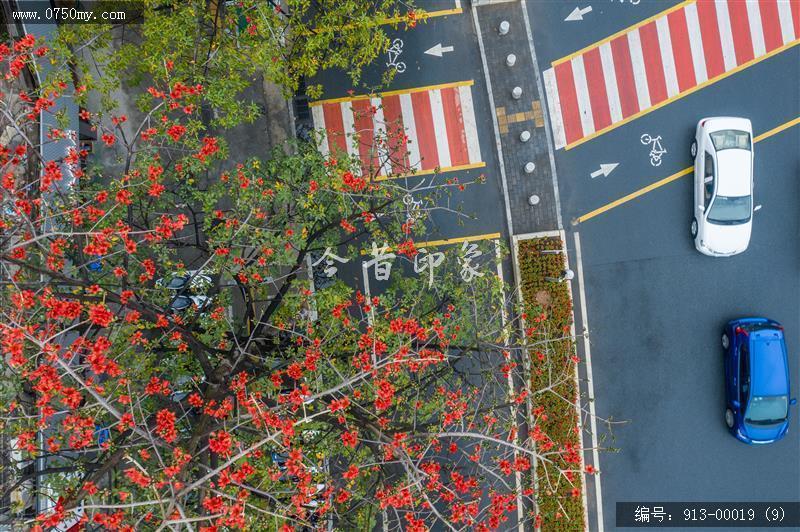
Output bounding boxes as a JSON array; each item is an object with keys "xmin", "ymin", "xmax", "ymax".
[
  {"xmin": 544, "ymin": 0, "xmax": 800, "ymax": 149},
  {"xmin": 310, "ymin": 81, "xmax": 483, "ymax": 178}
]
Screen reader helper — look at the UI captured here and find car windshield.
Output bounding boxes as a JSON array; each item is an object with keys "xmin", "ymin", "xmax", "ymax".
[
  {"xmin": 710, "ymin": 129, "xmax": 750, "ymax": 151},
  {"xmin": 746, "ymin": 395, "xmax": 789, "ymax": 425},
  {"xmin": 707, "ymin": 195, "xmax": 751, "ymax": 224}
]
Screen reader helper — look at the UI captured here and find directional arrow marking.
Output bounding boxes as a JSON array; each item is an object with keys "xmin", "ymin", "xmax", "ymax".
[
  {"xmin": 424, "ymin": 43, "xmax": 455, "ymax": 57},
  {"xmin": 565, "ymin": 5, "xmax": 593, "ymax": 21},
  {"xmin": 590, "ymin": 163, "xmax": 618, "ymax": 179}
]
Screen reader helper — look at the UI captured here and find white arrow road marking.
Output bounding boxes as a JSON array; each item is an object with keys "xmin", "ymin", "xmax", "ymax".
[
  {"xmin": 424, "ymin": 43, "xmax": 455, "ymax": 57},
  {"xmin": 565, "ymin": 5, "xmax": 593, "ymax": 21},
  {"xmin": 590, "ymin": 163, "xmax": 619, "ymax": 179}
]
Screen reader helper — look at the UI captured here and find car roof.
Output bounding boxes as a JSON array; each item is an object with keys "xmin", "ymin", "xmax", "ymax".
[
  {"xmin": 750, "ymin": 330, "xmax": 789, "ymax": 396},
  {"xmin": 715, "ymin": 149, "xmax": 751, "ymax": 196}
]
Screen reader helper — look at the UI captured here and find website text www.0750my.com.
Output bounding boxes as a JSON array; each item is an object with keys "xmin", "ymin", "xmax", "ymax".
[{"xmin": 13, "ymin": 6, "xmax": 126, "ymax": 23}]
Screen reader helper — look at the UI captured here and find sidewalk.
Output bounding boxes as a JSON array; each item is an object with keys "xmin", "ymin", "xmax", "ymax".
[{"xmin": 473, "ymin": 1, "xmax": 560, "ymax": 236}]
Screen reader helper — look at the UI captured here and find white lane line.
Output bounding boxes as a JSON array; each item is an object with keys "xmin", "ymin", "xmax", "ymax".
[
  {"xmin": 627, "ymin": 28, "xmax": 652, "ymax": 112},
  {"xmin": 399, "ymin": 93, "xmax": 422, "ymax": 171},
  {"xmin": 777, "ymin": 0, "xmax": 796, "ymax": 45},
  {"xmin": 311, "ymin": 105, "xmax": 329, "ymax": 157},
  {"xmin": 428, "ymin": 89, "xmax": 452, "ymax": 168},
  {"xmin": 715, "ymin": 0, "xmax": 738, "ymax": 70},
  {"xmin": 458, "ymin": 85, "xmax": 482, "ymax": 164},
  {"xmin": 598, "ymin": 42, "xmax": 623, "ymax": 124},
  {"xmin": 571, "ymin": 55, "xmax": 596, "ymax": 137},
  {"xmin": 574, "ymin": 231, "xmax": 604, "ymax": 532},
  {"xmin": 339, "ymin": 101, "xmax": 358, "ymax": 161},
  {"xmin": 371, "ymin": 97, "xmax": 389, "ymax": 176},
  {"xmin": 655, "ymin": 16, "xmax": 680, "ymax": 97},
  {"xmin": 745, "ymin": 0, "xmax": 767, "ymax": 57},
  {"xmin": 543, "ymin": 68, "xmax": 567, "ymax": 149},
  {"xmin": 684, "ymin": 2, "xmax": 708, "ymax": 84}
]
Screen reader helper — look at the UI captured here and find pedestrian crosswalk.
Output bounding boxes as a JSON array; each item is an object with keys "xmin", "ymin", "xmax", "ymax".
[
  {"xmin": 544, "ymin": 0, "xmax": 800, "ymax": 149},
  {"xmin": 311, "ymin": 81, "xmax": 484, "ymax": 178}
]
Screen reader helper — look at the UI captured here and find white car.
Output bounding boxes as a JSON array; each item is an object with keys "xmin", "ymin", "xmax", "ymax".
[{"xmin": 690, "ymin": 117, "xmax": 759, "ymax": 257}]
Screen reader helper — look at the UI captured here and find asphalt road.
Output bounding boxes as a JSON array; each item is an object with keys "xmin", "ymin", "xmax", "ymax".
[
  {"xmin": 527, "ymin": 0, "xmax": 800, "ymax": 530},
  {"xmin": 311, "ymin": 5, "xmax": 507, "ymax": 244}
]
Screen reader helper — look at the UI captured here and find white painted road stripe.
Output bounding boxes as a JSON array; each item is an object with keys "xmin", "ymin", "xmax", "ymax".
[
  {"xmin": 543, "ymin": 68, "xmax": 567, "ymax": 149},
  {"xmin": 777, "ymin": 0, "xmax": 796, "ymax": 45},
  {"xmin": 599, "ymin": 42, "xmax": 623, "ymax": 124},
  {"xmin": 684, "ymin": 2, "xmax": 708, "ymax": 84},
  {"xmin": 745, "ymin": 0, "xmax": 767, "ymax": 57},
  {"xmin": 715, "ymin": 0, "xmax": 738, "ymax": 71},
  {"xmin": 311, "ymin": 105, "xmax": 329, "ymax": 157},
  {"xmin": 428, "ymin": 89, "xmax": 452, "ymax": 168},
  {"xmin": 656, "ymin": 16, "xmax": 680, "ymax": 97},
  {"xmin": 458, "ymin": 85, "xmax": 482, "ymax": 163},
  {"xmin": 571, "ymin": 55, "xmax": 596, "ymax": 136},
  {"xmin": 339, "ymin": 101, "xmax": 358, "ymax": 160},
  {"xmin": 371, "ymin": 97, "xmax": 389, "ymax": 175},
  {"xmin": 574, "ymin": 231, "xmax": 604, "ymax": 532},
  {"xmin": 399, "ymin": 93, "xmax": 422, "ymax": 171},
  {"xmin": 627, "ymin": 28, "xmax": 652, "ymax": 111}
]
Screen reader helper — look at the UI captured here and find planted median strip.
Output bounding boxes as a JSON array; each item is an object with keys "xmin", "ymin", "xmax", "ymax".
[{"xmin": 518, "ymin": 236, "xmax": 588, "ymax": 531}]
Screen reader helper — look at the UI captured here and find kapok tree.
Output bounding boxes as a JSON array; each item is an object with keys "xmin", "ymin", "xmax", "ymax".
[{"xmin": 0, "ymin": 35, "xmax": 594, "ymax": 532}]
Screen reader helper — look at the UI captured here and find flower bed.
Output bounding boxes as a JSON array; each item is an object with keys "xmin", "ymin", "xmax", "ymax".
[{"xmin": 518, "ymin": 236, "xmax": 586, "ymax": 531}]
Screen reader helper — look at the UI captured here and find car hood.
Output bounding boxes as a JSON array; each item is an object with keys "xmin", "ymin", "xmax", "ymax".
[
  {"xmin": 701, "ymin": 220, "xmax": 751, "ymax": 254},
  {"xmin": 742, "ymin": 420, "xmax": 788, "ymax": 443}
]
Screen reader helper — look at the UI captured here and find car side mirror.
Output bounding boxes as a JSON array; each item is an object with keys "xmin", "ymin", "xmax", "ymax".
[
  {"xmin": 698, "ymin": 205, "xmax": 705, "ymax": 212},
  {"xmin": 731, "ymin": 400, "xmax": 740, "ymax": 410},
  {"xmin": 791, "ymin": 398, "xmax": 797, "ymax": 406},
  {"xmin": 703, "ymin": 176, "xmax": 713, "ymax": 184},
  {"xmin": 753, "ymin": 204, "xmax": 762, "ymax": 212}
]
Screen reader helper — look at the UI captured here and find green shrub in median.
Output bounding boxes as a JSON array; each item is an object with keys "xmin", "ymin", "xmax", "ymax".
[{"xmin": 519, "ymin": 237, "xmax": 587, "ymax": 531}]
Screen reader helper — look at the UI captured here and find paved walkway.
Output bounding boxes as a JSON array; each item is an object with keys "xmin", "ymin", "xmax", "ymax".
[{"xmin": 475, "ymin": 1, "xmax": 560, "ymax": 235}]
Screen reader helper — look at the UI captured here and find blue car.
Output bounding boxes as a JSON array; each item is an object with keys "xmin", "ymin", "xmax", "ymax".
[{"xmin": 722, "ymin": 318, "xmax": 796, "ymax": 444}]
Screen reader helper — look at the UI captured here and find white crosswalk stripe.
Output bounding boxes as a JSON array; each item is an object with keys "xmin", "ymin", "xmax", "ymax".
[
  {"xmin": 428, "ymin": 89, "xmax": 452, "ymax": 168},
  {"xmin": 599, "ymin": 42, "xmax": 623, "ymax": 124},
  {"xmin": 571, "ymin": 55, "xmax": 595, "ymax": 136},
  {"xmin": 627, "ymin": 29, "xmax": 652, "ymax": 111},
  {"xmin": 656, "ymin": 16, "xmax": 680, "ymax": 97},
  {"xmin": 684, "ymin": 2, "xmax": 708, "ymax": 84},
  {"xmin": 777, "ymin": 0, "xmax": 796, "ymax": 44},
  {"xmin": 715, "ymin": 0, "xmax": 738, "ymax": 70},
  {"xmin": 543, "ymin": 68, "xmax": 567, "ymax": 149},
  {"xmin": 746, "ymin": 0, "xmax": 767, "ymax": 57},
  {"xmin": 399, "ymin": 94, "xmax": 422, "ymax": 171}
]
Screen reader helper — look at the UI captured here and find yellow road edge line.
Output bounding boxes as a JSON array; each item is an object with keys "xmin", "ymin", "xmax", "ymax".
[
  {"xmin": 360, "ymin": 232, "xmax": 501, "ymax": 255},
  {"xmin": 380, "ymin": 8, "xmax": 462, "ymax": 25},
  {"xmin": 573, "ymin": 116, "xmax": 800, "ymax": 225},
  {"xmin": 374, "ymin": 161, "xmax": 486, "ymax": 181},
  {"xmin": 310, "ymin": 80, "xmax": 474, "ymax": 107},
  {"xmin": 573, "ymin": 168, "xmax": 692, "ymax": 225},
  {"xmin": 755, "ymin": 116, "xmax": 800, "ymax": 142},
  {"xmin": 553, "ymin": 0, "xmax": 695, "ymax": 67},
  {"xmin": 564, "ymin": 39, "xmax": 800, "ymax": 151}
]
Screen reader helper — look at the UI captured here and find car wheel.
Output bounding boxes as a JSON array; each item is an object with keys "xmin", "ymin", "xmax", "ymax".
[
  {"xmin": 691, "ymin": 218, "xmax": 698, "ymax": 238},
  {"xmin": 722, "ymin": 333, "xmax": 729, "ymax": 350},
  {"xmin": 690, "ymin": 140, "xmax": 697, "ymax": 157},
  {"xmin": 725, "ymin": 408, "xmax": 735, "ymax": 429}
]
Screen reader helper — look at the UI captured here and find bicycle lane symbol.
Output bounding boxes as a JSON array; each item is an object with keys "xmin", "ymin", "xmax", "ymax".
[
  {"xmin": 641, "ymin": 134, "xmax": 667, "ymax": 167},
  {"xmin": 386, "ymin": 38, "xmax": 406, "ymax": 73}
]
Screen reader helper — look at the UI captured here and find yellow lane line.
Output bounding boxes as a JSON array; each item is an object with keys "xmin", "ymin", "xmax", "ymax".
[
  {"xmin": 380, "ymin": 8, "xmax": 462, "ymax": 25},
  {"xmin": 361, "ymin": 232, "xmax": 501, "ymax": 255},
  {"xmin": 374, "ymin": 162, "xmax": 486, "ymax": 181},
  {"xmin": 310, "ymin": 80, "xmax": 474, "ymax": 107},
  {"xmin": 573, "ymin": 116, "xmax": 800, "ymax": 225},
  {"xmin": 564, "ymin": 38, "xmax": 800, "ymax": 150},
  {"xmin": 553, "ymin": 0, "xmax": 695, "ymax": 67}
]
